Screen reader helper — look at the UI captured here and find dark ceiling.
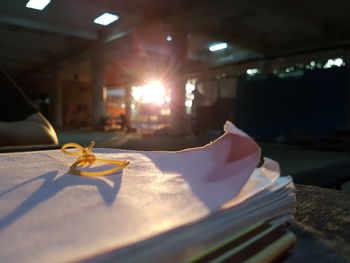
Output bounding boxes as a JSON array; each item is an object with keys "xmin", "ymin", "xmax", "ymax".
[{"xmin": 0, "ymin": 0, "xmax": 350, "ymax": 83}]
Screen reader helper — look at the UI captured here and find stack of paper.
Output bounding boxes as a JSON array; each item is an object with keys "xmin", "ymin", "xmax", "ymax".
[{"xmin": 0, "ymin": 122, "xmax": 295, "ymax": 263}]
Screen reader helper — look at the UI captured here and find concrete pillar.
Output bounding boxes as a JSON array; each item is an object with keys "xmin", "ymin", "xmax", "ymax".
[
  {"xmin": 91, "ymin": 47, "xmax": 106, "ymax": 129},
  {"xmin": 48, "ymin": 70, "xmax": 63, "ymax": 129},
  {"xmin": 124, "ymin": 86, "xmax": 132, "ymax": 130},
  {"xmin": 169, "ymin": 27, "xmax": 188, "ymax": 136}
]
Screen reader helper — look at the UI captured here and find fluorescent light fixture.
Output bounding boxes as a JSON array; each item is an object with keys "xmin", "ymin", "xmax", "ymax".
[
  {"xmin": 94, "ymin": 12, "xmax": 119, "ymax": 26},
  {"xmin": 26, "ymin": 0, "xmax": 51, "ymax": 10},
  {"xmin": 209, "ymin": 42, "xmax": 228, "ymax": 52}
]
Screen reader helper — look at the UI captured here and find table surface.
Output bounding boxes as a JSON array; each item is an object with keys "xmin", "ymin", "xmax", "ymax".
[{"xmin": 285, "ymin": 184, "xmax": 350, "ymax": 263}]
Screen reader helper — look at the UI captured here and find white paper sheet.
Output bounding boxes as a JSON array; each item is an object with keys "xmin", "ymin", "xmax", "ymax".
[{"xmin": 0, "ymin": 122, "xmax": 291, "ymax": 263}]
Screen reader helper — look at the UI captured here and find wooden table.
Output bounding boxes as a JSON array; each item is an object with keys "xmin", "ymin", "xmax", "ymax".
[{"xmin": 285, "ymin": 184, "xmax": 350, "ymax": 262}]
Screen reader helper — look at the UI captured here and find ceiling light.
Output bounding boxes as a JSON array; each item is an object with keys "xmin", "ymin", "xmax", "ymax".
[
  {"xmin": 166, "ymin": 35, "xmax": 172, "ymax": 41},
  {"xmin": 26, "ymin": 0, "xmax": 51, "ymax": 10},
  {"xmin": 209, "ymin": 42, "xmax": 228, "ymax": 52},
  {"xmin": 94, "ymin": 13, "xmax": 119, "ymax": 26}
]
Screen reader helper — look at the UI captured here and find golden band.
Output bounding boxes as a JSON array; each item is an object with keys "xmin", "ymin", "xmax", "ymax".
[{"xmin": 61, "ymin": 141, "xmax": 129, "ymax": 176}]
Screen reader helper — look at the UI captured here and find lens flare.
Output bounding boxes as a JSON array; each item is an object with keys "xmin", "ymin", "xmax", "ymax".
[{"xmin": 132, "ymin": 81, "xmax": 167, "ymax": 105}]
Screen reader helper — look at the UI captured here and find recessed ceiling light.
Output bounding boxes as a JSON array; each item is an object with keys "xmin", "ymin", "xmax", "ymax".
[
  {"xmin": 26, "ymin": 0, "xmax": 51, "ymax": 10},
  {"xmin": 209, "ymin": 42, "xmax": 228, "ymax": 52},
  {"xmin": 94, "ymin": 12, "xmax": 119, "ymax": 26}
]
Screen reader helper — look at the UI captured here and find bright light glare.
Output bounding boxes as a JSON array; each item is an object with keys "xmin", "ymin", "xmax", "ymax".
[
  {"xmin": 209, "ymin": 42, "xmax": 228, "ymax": 52},
  {"xmin": 186, "ymin": 82, "xmax": 195, "ymax": 93},
  {"xmin": 185, "ymin": 80, "xmax": 195, "ymax": 113},
  {"xmin": 246, "ymin": 68, "xmax": 259, "ymax": 76},
  {"xmin": 324, "ymin": 59, "xmax": 335, "ymax": 69},
  {"xmin": 132, "ymin": 82, "xmax": 167, "ymax": 105},
  {"xmin": 334, "ymin": 58, "xmax": 344, "ymax": 67},
  {"xmin": 94, "ymin": 13, "xmax": 119, "ymax": 26},
  {"xmin": 185, "ymin": 100, "xmax": 193, "ymax": 107},
  {"xmin": 324, "ymin": 57, "xmax": 345, "ymax": 69},
  {"xmin": 164, "ymin": 96, "xmax": 171, "ymax": 102},
  {"xmin": 166, "ymin": 35, "xmax": 173, "ymax": 41},
  {"xmin": 26, "ymin": 0, "xmax": 51, "ymax": 10}
]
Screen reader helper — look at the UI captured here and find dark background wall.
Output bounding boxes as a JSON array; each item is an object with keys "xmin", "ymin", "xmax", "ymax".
[{"xmin": 234, "ymin": 67, "xmax": 350, "ymax": 142}]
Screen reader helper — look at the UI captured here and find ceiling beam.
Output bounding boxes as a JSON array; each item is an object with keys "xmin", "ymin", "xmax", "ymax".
[
  {"xmin": 100, "ymin": 14, "xmax": 141, "ymax": 43},
  {"xmin": 0, "ymin": 12, "xmax": 98, "ymax": 40},
  {"xmin": 16, "ymin": 2, "xmax": 146, "ymax": 76},
  {"xmin": 0, "ymin": 27, "xmax": 70, "ymax": 53},
  {"xmin": 188, "ymin": 24, "xmax": 266, "ymax": 54},
  {"xmin": 163, "ymin": 0, "xmax": 268, "ymax": 53},
  {"xmin": 17, "ymin": 40, "xmax": 96, "ymax": 78},
  {"xmin": 16, "ymin": 0, "xmax": 261, "ymax": 76}
]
